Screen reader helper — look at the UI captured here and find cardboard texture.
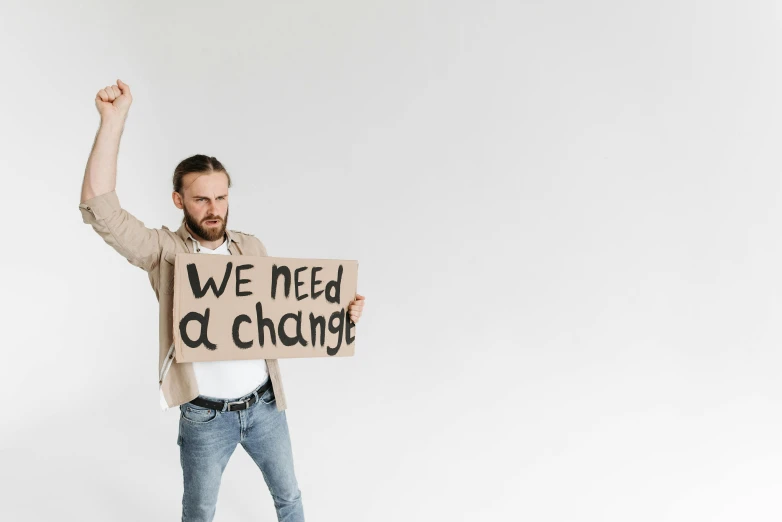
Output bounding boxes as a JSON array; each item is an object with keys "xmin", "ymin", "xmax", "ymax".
[{"xmin": 173, "ymin": 253, "xmax": 358, "ymax": 362}]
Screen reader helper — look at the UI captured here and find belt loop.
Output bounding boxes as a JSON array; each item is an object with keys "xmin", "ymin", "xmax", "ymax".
[{"xmin": 221, "ymin": 400, "xmax": 229, "ymax": 413}]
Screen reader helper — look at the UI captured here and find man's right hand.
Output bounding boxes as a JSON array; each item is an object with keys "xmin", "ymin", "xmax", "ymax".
[{"xmin": 95, "ymin": 79, "xmax": 132, "ymax": 123}]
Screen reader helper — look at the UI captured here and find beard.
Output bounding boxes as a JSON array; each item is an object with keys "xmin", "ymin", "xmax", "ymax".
[{"xmin": 183, "ymin": 204, "xmax": 229, "ymax": 242}]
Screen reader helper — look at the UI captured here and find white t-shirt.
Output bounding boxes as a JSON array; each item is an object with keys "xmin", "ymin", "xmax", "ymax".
[{"xmin": 190, "ymin": 234, "xmax": 269, "ymax": 399}]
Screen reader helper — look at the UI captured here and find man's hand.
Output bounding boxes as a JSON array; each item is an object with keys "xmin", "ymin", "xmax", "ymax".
[
  {"xmin": 95, "ymin": 79, "xmax": 132, "ymax": 123},
  {"xmin": 348, "ymin": 293, "xmax": 365, "ymax": 324}
]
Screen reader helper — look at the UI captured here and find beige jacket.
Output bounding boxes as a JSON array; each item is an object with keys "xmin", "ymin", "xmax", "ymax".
[{"xmin": 78, "ymin": 190, "xmax": 287, "ymax": 411}]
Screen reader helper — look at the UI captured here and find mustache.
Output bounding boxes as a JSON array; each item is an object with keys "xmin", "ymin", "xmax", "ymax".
[{"xmin": 202, "ymin": 216, "xmax": 223, "ymax": 222}]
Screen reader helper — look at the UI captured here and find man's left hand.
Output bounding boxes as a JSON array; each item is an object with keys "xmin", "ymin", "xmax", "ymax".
[{"xmin": 348, "ymin": 293, "xmax": 365, "ymax": 324}]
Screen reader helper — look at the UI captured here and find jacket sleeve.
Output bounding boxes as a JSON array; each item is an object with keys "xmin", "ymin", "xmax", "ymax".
[{"xmin": 78, "ymin": 190, "xmax": 166, "ymax": 272}]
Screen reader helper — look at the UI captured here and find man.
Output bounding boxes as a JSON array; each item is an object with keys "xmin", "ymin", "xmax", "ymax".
[{"xmin": 78, "ymin": 79, "xmax": 365, "ymax": 522}]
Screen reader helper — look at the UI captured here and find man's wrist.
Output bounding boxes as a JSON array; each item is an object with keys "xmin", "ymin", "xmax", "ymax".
[{"xmin": 99, "ymin": 117, "xmax": 126, "ymax": 135}]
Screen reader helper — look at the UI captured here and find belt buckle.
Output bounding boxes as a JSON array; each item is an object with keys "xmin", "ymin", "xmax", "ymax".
[{"xmin": 227, "ymin": 398, "xmax": 250, "ymax": 411}]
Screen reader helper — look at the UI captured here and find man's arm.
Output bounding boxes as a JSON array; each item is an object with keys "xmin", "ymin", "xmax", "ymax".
[
  {"xmin": 81, "ymin": 80, "xmax": 131, "ymax": 203},
  {"xmin": 80, "ymin": 119, "xmax": 123, "ymax": 203},
  {"xmin": 79, "ymin": 80, "xmax": 167, "ymax": 272}
]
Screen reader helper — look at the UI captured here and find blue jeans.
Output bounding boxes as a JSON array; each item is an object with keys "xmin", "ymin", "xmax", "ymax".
[{"xmin": 177, "ymin": 381, "xmax": 305, "ymax": 521}]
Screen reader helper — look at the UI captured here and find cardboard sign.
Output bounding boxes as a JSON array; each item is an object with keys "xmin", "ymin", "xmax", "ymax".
[{"xmin": 173, "ymin": 254, "xmax": 358, "ymax": 362}]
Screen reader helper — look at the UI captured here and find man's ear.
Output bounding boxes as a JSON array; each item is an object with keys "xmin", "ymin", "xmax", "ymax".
[{"xmin": 172, "ymin": 191, "xmax": 184, "ymax": 210}]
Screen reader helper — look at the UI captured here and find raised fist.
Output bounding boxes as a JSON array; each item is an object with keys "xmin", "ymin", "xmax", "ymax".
[{"xmin": 95, "ymin": 79, "xmax": 132, "ymax": 122}]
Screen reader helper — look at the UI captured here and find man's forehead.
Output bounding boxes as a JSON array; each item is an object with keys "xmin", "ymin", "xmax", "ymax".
[{"xmin": 183, "ymin": 171, "xmax": 229, "ymax": 194}]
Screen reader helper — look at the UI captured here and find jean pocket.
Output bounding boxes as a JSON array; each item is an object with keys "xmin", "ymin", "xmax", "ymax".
[
  {"xmin": 181, "ymin": 403, "xmax": 218, "ymax": 424},
  {"xmin": 259, "ymin": 387, "xmax": 276, "ymax": 405}
]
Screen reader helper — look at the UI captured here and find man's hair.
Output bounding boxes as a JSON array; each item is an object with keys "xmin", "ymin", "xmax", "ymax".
[{"xmin": 172, "ymin": 154, "xmax": 232, "ymax": 194}]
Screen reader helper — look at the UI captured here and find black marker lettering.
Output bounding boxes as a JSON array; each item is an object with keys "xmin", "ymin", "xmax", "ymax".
[
  {"xmin": 346, "ymin": 314, "xmax": 356, "ymax": 345},
  {"xmin": 311, "ymin": 267, "xmax": 323, "ymax": 299},
  {"xmin": 309, "ymin": 312, "xmax": 326, "ymax": 347},
  {"xmin": 235, "ymin": 264, "xmax": 254, "ymax": 297},
  {"xmin": 325, "ymin": 265, "xmax": 343, "ymax": 304},
  {"xmin": 232, "ymin": 314, "xmax": 253, "ymax": 349},
  {"xmin": 294, "ymin": 266, "xmax": 308, "ymax": 301},
  {"xmin": 326, "ymin": 309, "xmax": 344, "ymax": 355},
  {"xmin": 271, "ymin": 265, "xmax": 291, "ymax": 299},
  {"xmin": 279, "ymin": 311, "xmax": 307, "ymax": 347},
  {"xmin": 255, "ymin": 302, "xmax": 277, "ymax": 347},
  {"xmin": 179, "ymin": 308, "xmax": 217, "ymax": 350},
  {"xmin": 187, "ymin": 262, "xmax": 233, "ymax": 298}
]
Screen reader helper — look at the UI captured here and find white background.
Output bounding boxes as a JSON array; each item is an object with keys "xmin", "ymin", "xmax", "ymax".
[{"xmin": 2, "ymin": 1, "xmax": 781, "ymax": 520}]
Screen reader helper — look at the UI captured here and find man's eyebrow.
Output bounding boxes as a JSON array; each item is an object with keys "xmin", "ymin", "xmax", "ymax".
[{"xmin": 192, "ymin": 194, "xmax": 228, "ymax": 199}]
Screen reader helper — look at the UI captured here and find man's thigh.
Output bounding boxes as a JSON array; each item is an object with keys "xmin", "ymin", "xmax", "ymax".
[
  {"xmin": 240, "ymin": 392, "xmax": 301, "ymax": 501},
  {"xmin": 178, "ymin": 403, "xmax": 240, "ymax": 497}
]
